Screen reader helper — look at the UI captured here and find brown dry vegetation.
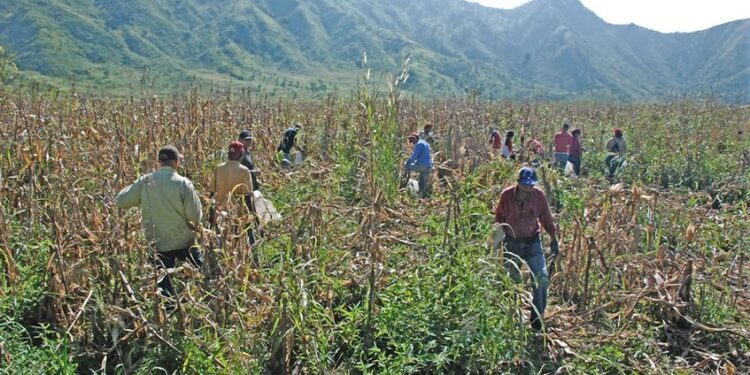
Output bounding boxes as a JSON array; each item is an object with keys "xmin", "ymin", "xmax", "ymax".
[{"xmin": 0, "ymin": 90, "xmax": 748, "ymax": 374}]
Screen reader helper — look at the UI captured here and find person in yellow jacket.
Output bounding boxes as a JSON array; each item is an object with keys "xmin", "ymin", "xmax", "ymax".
[
  {"xmin": 213, "ymin": 141, "xmax": 255, "ymax": 206},
  {"xmin": 212, "ymin": 141, "xmax": 257, "ymax": 248},
  {"xmin": 116, "ymin": 145, "xmax": 203, "ymax": 302}
]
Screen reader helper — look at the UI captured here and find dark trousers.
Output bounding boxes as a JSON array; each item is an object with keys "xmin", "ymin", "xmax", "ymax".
[
  {"xmin": 155, "ymin": 246, "xmax": 203, "ymax": 298},
  {"xmin": 568, "ymin": 155, "xmax": 581, "ymax": 176}
]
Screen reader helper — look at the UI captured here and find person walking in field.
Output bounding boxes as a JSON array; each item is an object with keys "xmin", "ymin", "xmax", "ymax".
[
  {"xmin": 213, "ymin": 141, "xmax": 255, "ymax": 208},
  {"xmin": 605, "ymin": 128, "xmax": 627, "ymax": 180},
  {"xmin": 419, "ymin": 122, "xmax": 436, "ymax": 145},
  {"xmin": 277, "ymin": 123, "xmax": 302, "ymax": 168},
  {"xmin": 238, "ymin": 130, "xmax": 261, "ymax": 191},
  {"xmin": 212, "ymin": 141, "xmax": 257, "ymax": 247},
  {"xmin": 406, "ymin": 132, "xmax": 433, "ymax": 198},
  {"xmin": 524, "ymin": 138, "xmax": 546, "ymax": 167},
  {"xmin": 568, "ymin": 128, "xmax": 583, "ymax": 176},
  {"xmin": 116, "ymin": 146, "xmax": 203, "ymax": 305},
  {"xmin": 501, "ymin": 131, "xmax": 516, "ymax": 160},
  {"xmin": 490, "ymin": 128, "xmax": 502, "ymax": 153},
  {"xmin": 553, "ymin": 123, "xmax": 573, "ymax": 170},
  {"xmin": 494, "ymin": 167, "xmax": 559, "ymax": 331}
]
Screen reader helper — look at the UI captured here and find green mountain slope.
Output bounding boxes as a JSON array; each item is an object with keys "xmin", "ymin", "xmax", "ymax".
[{"xmin": 0, "ymin": 0, "xmax": 747, "ymax": 101}]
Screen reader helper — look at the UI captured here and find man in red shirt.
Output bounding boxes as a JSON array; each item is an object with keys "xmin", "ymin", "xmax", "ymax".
[
  {"xmin": 553, "ymin": 123, "xmax": 573, "ymax": 171},
  {"xmin": 494, "ymin": 167, "xmax": 559, "ymax": 331}
]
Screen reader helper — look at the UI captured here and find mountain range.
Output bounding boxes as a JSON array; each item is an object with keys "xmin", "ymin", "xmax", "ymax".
[{"xmin": 0, "ymin": 0, "xmax": 748, "ymax": 101}]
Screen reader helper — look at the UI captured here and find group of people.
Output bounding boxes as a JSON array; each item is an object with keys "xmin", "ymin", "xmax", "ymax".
[
  {"xmin": 490, "ymin": 123, "xmax": 628, "ymax": 180},
  {"xmin": 116, "ymin": 120, "xmax": 626, "ymax": 332},
  {"xmin": 117, "ymin": 126, "xmax": 301, "ymax": 310}
]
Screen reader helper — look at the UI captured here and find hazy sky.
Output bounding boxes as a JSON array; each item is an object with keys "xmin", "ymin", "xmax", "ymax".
[{"xmin": 466, "ymin": 0, "xmax": 750, "ymax": 33}]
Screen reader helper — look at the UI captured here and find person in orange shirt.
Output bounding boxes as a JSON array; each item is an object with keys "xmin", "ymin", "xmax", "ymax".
[{"xmin": 552, "ymin": 123, "xmax": 573, "ymax": 171}]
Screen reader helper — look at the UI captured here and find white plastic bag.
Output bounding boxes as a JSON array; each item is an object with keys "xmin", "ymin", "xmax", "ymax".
[
  {"xmin": 490, "ymin": 223, "xmax": 506, "ymax": 251},
  {"xmin": 253, "ymin": 191, "xmax": 282, "ymax": 225},
  {"xmin": 564, "ymin": 161, "xmax": 577, "ymax": 178},
  {"xmin": 294, "ymin": 150, "xmax": 303, "ymax": 166},
  {"xmin": 407, "ymin": 178, "xmax": 420, "ymax": 195}
]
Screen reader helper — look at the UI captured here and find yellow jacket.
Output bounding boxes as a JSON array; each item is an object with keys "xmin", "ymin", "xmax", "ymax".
[{"xmin": 212, "ymin": 160, "xmax": 254, "ymax": 208}]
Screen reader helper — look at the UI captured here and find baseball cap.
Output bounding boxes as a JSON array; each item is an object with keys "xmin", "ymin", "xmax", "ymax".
[
  {"xmin": 518, "ymin": 167, "xmax": 538, "ymax": 186},
  {"xmin": 158, "ymin": 145, "xmax": 183, "ymax": 162},
  {"xmin": 239, "ymin": 130, "xmax": 252, "ymax": 140},
  {"xmin": 229, "ymin": 141, "xmax": 245, "ymax": 155}
]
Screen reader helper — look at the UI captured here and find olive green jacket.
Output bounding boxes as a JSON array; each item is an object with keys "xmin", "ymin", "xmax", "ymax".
[{"xmin": 117, "ymin": 166, "xmax": 202, "ymax": 252}]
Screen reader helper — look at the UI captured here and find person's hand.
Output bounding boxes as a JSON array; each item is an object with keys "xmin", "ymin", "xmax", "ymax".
[{"xmin": 550, "ymin": 240, "xmax": 560, "ymax": 256}]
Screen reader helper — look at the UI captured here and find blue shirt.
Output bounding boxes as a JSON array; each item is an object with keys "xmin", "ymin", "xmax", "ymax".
[{"xmin": 407, "ymin": 139, "xmax": 433, "ymax": 168}]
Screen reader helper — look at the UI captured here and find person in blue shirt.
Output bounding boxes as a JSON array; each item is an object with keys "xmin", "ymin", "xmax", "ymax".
[{"xmin": 405, "ymin": 132, "xmax": 433, "ymax": 198}]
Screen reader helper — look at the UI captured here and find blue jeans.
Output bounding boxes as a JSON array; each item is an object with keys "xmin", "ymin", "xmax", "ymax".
[
  {"xmin": 407, "ymin": 164, "xmax": 432, "ymax": 198},
  {"xmin": 554, "ymin": 152, "xmax": 568, "ymax": 171},
  {"xmin": 503, "ymin": 236, "xmax": 548, "ymax": 327}
]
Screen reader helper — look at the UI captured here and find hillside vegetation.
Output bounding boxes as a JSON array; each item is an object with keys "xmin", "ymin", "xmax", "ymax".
[
  {"xmin": 0, "ymin": 82, "xmax": 749, "ymax": 373},
  {"xmin": 0, "ymin": 0, "xmax": 748, "ymax": 100}
]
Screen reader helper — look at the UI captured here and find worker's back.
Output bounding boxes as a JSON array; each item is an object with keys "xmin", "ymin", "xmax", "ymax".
[{"xmin": 214, "ymin": 160, "xmax": 253, "ymax": 207}]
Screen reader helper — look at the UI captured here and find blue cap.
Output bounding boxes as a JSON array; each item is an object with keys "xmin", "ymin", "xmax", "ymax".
[{"xmin": 518, "ymin": 167, "xmax": 538, "ymax": 186}]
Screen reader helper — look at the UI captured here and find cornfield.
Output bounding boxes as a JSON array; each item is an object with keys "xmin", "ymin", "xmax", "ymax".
[{"xmin": 0, "ymin": 88, "xmax": 748, "ymax": 374}]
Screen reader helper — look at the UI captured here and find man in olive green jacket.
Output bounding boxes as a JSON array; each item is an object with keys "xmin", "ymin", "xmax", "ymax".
[{"xmin": 117, "ymin": 145, "xmax": 203, "ymax": 300}]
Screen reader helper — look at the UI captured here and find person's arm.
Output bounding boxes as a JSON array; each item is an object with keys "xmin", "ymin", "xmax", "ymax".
[
  {"xmin": 183, "ymin": 181, "xmax": 203, "ymax": 226},
  {"xmin": 620, "ymin": 139, "xmax": 627, "ymax": 154},
  {"xmin": 116, "ymin": 179, "xmax": 141, "ymax": 209},
  {"xmin": 538, "ymin": 191, "xmax": 558, "ymax": 244},
  {"xmin": 494, "ymin": 192, "xmax": 507, "ymax": 223},
  {"xmin": 244, "ymin": 169, "xmax": 254, "ymax": 194},
  {"xmin": 210, "ymin": 169, "xmax": 217, "ymax": 195},
  {"xmin": 291, "ymin": 131, "xmax": 301, "ymax": 151}
]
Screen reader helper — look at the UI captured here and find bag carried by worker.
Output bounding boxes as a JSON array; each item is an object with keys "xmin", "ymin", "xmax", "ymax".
[{"xmin": 252, "ymin": 191, "xmax": 282, "ymax": 225}]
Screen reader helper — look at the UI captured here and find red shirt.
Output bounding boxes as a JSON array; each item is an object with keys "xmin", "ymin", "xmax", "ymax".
[
  {"xmin": 494, "ymin": 185, "xmax": 556, "ymax": 239},
  {"xmin": 491, "ymin": 132, "xmax": 502, "ymax": 149},
  {"xmin": 554, "ymin": 131, "xmax": 573, "ymax": 153}
]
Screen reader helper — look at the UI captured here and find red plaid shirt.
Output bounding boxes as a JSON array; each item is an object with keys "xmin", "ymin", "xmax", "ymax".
[{"xmin": 494, "ymin": 185, "xmax": 556, "ymax": 239}]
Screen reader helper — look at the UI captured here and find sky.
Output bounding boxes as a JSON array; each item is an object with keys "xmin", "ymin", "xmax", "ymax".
[{"xmin": 466, "ymin": 0, "xmax": 750, "ymax": 33}]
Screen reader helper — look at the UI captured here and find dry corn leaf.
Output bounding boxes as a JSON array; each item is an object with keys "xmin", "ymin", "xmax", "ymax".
[
  {"xmin": 725, "ymin": 360, "xmax": 736, "ymax": 375},
  {"xmin": 686, "ymin": 223, "xmax": 696, "ymax": 242}
]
